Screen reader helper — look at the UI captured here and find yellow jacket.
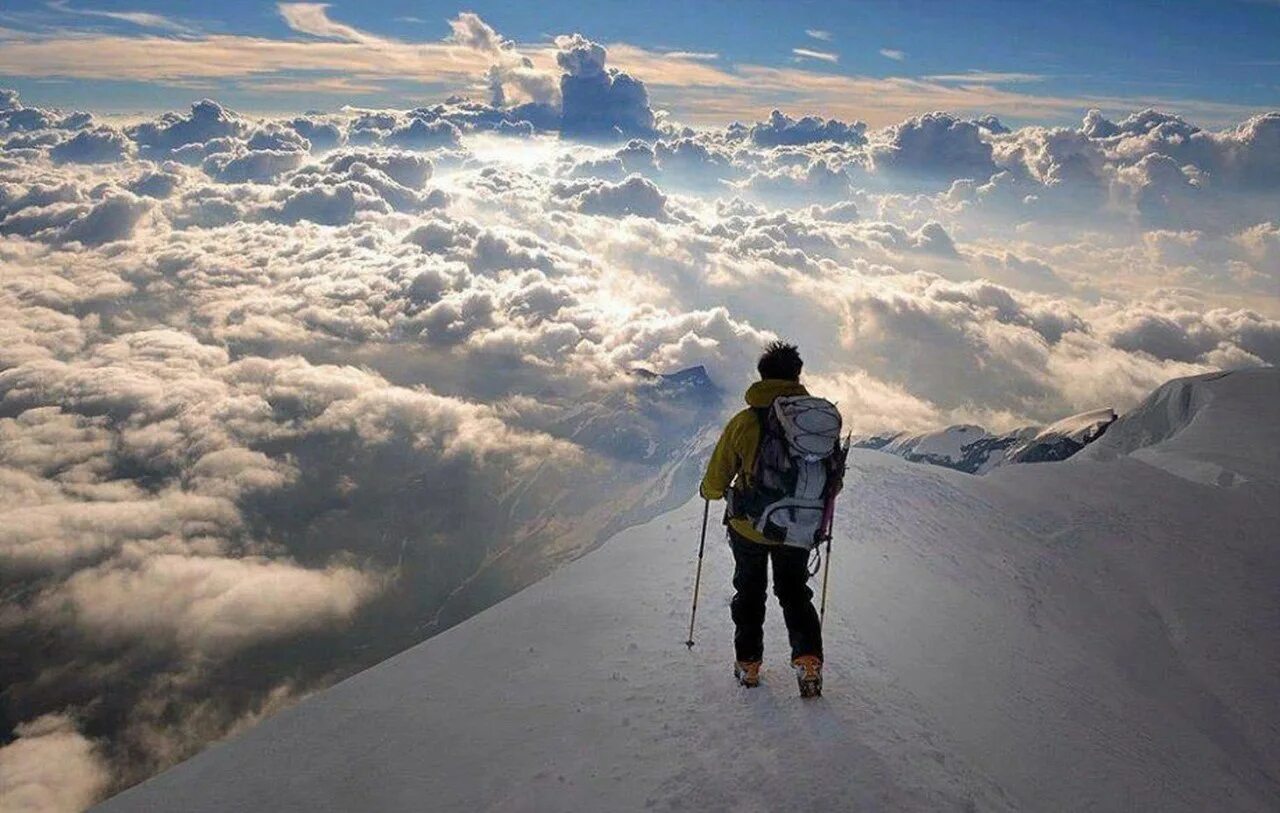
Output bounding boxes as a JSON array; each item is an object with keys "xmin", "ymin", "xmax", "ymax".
[{"xmin": 700, "ymin": 379, "xmax": 809, "ymax": 545}]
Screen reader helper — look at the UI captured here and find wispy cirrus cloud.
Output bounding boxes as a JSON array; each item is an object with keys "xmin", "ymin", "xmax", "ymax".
[
  {"xmin": 660, "ymin": 50, "xmax": 719, "ymax": 60},
  {"xmin": 245, "ymin": 74, "xmax": 390, "ymax": 95},
  {"xmin": 46, "ymin": 0, "xmax": 194, "ymax": 34},
  {"xmin": 792, "ymin": 47, "xmax": 839, "ymax": 63},
  {"xmin": 880, "ymin": 48, "xmax": 906, "ymax": 61},
  {"xmin": 805, "ymin": 29, "xmax": 832, "ymax": 41},
  {"xmin": 660, "ymin": 64, "xmax": 1268, "ymax": 126},
  {"xmin": 278, "ymin": 2, "xmax": 377, "ymax": 42},
  {"xmin": 926, "ymin": 70, "xmax": 1046, "ymax": 84}
]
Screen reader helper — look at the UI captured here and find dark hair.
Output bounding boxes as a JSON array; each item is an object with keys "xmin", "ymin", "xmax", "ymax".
[{"xmin": 757, "ymin": 340, "xmax": 803, "ymax": 381}]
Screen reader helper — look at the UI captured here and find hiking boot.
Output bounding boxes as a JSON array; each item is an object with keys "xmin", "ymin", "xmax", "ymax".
[
  {"xmin": 733, "ymin": 660, "xmax": 761, "ymax": 688},
  {"xmin": 792, "ymin": 655, "xmax": 822, "ymax": 698}
]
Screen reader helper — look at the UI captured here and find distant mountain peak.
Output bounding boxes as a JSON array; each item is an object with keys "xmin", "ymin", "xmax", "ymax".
[
  {"xmin": 856, "ymin": 407, "xmax": 1117, "ymax": 474},
  {"xmin": 630, "ymin": 364, "xmax": 720, "ymax": 403}
]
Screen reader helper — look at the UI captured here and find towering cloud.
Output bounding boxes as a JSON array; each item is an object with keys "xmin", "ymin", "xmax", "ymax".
[
  {"xmin": 440, "ymin": 14, "xmax": 658, "ymax": 140},
  {"xmin": 556, "ymin": 34, "xmax": 657, "ymax": 139},
  {"xmin": 447, "ymin": 12, "xmax": 559, "ymax": 108}
]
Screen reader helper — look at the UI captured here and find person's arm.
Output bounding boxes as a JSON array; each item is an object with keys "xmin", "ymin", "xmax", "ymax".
[{"xmin": 699, "ymin": 419, "xmax": 741, "ymax": 500}]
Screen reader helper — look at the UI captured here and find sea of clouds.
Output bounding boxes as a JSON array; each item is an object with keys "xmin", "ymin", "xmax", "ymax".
[{"xmin": 2, "ymin": 12, "xmax": 1278, "ymax": 810}]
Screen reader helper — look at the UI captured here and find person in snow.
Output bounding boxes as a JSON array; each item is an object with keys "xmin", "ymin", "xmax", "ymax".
[{"xmin": 699, "ymin": 341, "xmax": 825, "ymax": 692}]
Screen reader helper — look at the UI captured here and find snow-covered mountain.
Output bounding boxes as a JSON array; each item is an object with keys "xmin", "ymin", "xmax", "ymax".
[
  {"xmin": 857, "ymin": 407, "xmax": 1117, "ymax": 474},
  {"xmin": 94, "ymin": 368, "xmax": 1280, "ymax": 812}
]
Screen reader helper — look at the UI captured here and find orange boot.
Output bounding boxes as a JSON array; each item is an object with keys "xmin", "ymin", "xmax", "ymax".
[
  {"xmin": 733, "ymin": 660, "xmax": 761, "ymax": 688},
  {"xmin": 792, "ymin": 655, "xmax": 822, "ymax": 698}
]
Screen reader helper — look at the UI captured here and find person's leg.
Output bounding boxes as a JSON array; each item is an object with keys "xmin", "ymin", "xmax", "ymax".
[
  {"xmin": 729, "ymin": 532, "xmax": 769, "ymax": 662},
  {"xmin": 770, "ymin": 546, "xmax": 823, "ymax": 662}
]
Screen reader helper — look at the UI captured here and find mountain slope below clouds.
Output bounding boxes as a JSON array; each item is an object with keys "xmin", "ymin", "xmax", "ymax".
[{"xmin": 95, "ymin": 369, "xmax": 1280, "ymax": 812}]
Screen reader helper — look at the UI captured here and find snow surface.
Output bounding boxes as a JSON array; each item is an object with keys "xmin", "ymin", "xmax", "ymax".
[{"xmin": 95, "ymin": 369, "xmax": 1280, "ymax": 812}]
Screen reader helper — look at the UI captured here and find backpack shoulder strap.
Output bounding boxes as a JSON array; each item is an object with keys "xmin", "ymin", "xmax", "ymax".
[
  {"xmin": 751, "ymin": 405, "xmax": 770, "ymax": 431},
  {"xmin": 747, "ymin": 405, "xmax": 770, "ymax": 476}
]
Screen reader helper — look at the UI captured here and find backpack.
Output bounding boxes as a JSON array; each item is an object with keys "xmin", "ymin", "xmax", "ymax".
[{"xmin": 731, "ymin": 395, "xmax": 848, "ymax": 548}]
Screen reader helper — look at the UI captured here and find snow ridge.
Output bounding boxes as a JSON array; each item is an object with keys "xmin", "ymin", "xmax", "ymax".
[{"xmin": 1082, "ymin": 367, "xmax": 1279, "ymax": 486}]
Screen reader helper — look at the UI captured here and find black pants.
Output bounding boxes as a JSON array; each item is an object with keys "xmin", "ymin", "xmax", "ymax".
[{"xmin": 728, "ymin": 529, "xmax": 823, "ymax": 663}]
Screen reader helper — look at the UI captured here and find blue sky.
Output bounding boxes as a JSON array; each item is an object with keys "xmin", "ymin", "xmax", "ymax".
[{"xmin": 1, "ymin": 0, "xmax": 1277, "ymax": 125}]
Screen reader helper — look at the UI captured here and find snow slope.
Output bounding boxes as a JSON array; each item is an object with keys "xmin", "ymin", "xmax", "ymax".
[{"xmin": 95, "ymin": 369, "xmax": 1280, "ymax": 812}]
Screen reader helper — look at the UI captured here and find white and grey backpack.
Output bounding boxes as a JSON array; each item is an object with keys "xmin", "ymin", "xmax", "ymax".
[{"xmin": 731, "ymin": 395, "xmax": 845, "ymax": 548}]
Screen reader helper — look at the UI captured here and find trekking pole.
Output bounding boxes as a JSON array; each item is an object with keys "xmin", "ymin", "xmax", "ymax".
[
  {"xmin": 818, "ymin": 531, "xmax": 834, "ymax": 628},
  {"xmin": 685, "ymin": 498, "xmax": 711, "ymax": 648},
  {"xmin": 819, "ymin": 435, "xmax": 851, "ymax": 629}
]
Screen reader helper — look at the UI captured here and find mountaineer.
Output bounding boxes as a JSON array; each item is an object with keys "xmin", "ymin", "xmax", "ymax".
[{"xmin": 698, "ymin": 341, "xmax": 847, "ymax": 697}]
